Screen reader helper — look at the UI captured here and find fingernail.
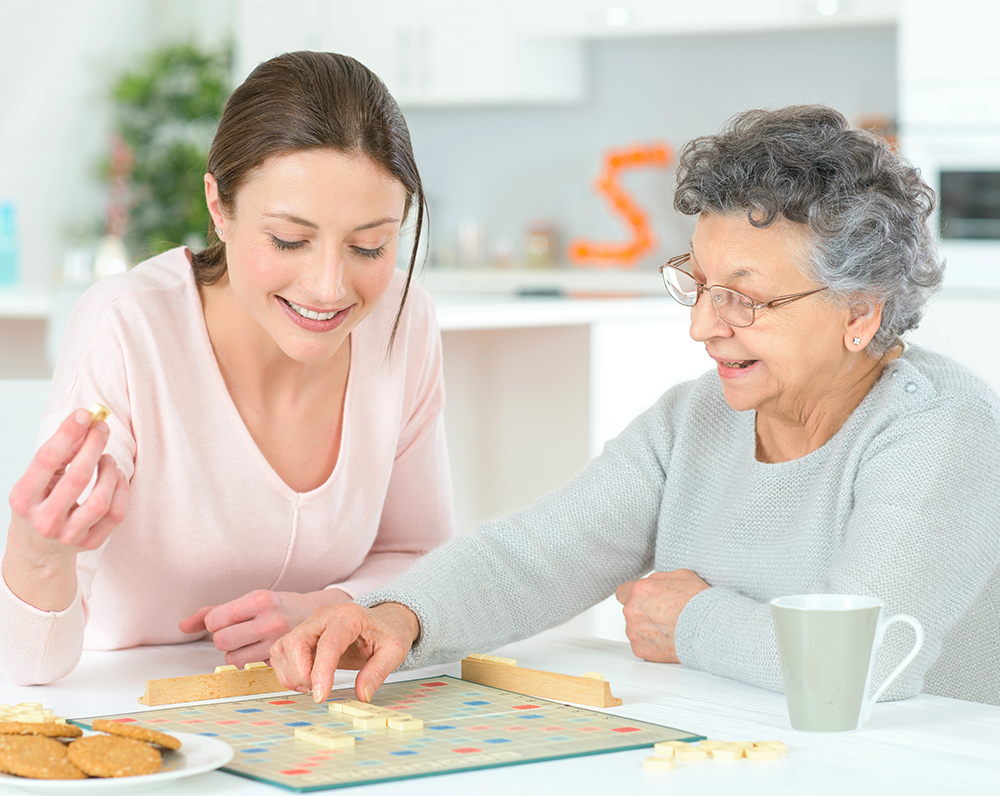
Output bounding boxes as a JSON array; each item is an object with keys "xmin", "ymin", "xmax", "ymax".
[
  {"xmin": 364, "ymin": 683, "xmax": 374, "ymax": 703},
  {"xmin": 313, "ymin": 686, "xmax": 324, "ymax": 703},
  {"xmin": 73, "ymin": 409, "xmax": 92, "ymax": 426}
]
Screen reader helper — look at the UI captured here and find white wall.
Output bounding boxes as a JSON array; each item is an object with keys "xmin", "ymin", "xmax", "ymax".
[
  {"xmin": 0, "ymin": 0, "xmax": 232, "ymax": 288},
  {"xmin": 0, "ymin": 1, "xmax": 897, "ymax": 289}
]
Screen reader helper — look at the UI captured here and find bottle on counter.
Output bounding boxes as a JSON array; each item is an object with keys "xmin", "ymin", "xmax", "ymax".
[
  {"xmin": 525, "ymin": 219, "xmax": 558, "ymax": 269},
  {"xmin": 0, "ymin": 201, "xmax": 20, "ymax": 287}
]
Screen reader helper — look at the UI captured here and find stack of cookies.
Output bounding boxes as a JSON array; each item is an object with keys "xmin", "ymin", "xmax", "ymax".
[{"xmin": 0, "ymin": 705, "xmax": 181, "ymax": 781}]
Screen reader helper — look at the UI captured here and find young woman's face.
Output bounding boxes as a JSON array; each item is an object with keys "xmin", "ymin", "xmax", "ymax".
[{"xmin": 208, "ymin": 148, "xmax": 408, "ymax": 363}]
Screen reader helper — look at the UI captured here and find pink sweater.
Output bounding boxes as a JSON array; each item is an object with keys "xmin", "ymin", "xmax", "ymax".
[{"xmin": 0, "ymin": 248, "xmax": 454, "ymax": 685}]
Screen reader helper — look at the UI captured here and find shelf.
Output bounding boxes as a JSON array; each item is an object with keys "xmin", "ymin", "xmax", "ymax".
[
  {"xmin": 0, "ymin": 287, "xmax": 51, "ymax": 319},
  {"xmin": 419, "ymin": 267, "xmax": 666, "ymax": 297}
]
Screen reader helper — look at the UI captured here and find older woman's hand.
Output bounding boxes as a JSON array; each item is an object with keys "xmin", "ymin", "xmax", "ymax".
[
  {"xmin": 269, "ymin": 602, "xmax": 420, "ymax": 704},
  {"xmin": 615, "ymin": 570, "xmax": 711, "ymax": 663}
]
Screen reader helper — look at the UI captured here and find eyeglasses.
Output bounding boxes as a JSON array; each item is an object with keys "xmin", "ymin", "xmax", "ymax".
[{"xmin": 658, "ymin": 253, "xmax": 827, "ymax": 328}]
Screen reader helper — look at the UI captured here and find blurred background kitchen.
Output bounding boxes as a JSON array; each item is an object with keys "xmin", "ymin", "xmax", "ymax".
[{"xmin": 1, "ymin": 0, "xmax": 997, "ymax": 636}]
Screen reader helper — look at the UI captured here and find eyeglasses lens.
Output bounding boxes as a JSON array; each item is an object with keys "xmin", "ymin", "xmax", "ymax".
[
  {"xmin": 664, "ymin": 267, "xmax": 699, "ymax": 306},
  {"xmin": 711, "ymin": 288, "xmax": 755, "ymax": 327}
]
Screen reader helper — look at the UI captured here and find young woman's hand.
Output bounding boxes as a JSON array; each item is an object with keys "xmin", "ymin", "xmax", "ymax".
[
  {"xmin": 4, "ymin": 409, "xmax": 129, "ymax": 611},
  {"xmin": 178, "ymin": 588, "xmax": 354, "ymax": 669},
  {"xmin": 269, "ymin": 602, "xmax": 419, "ymax": 703}
]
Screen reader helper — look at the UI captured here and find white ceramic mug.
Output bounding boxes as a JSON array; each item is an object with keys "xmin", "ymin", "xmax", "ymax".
[{"xmin": 770, "ymin": 594, "xmax": 924, "ymax": 732}]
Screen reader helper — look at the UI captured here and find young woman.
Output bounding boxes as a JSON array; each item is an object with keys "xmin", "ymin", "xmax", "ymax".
[{"xmin": 1, "ymin": 52, "xmax": 454, "ymax": 685}]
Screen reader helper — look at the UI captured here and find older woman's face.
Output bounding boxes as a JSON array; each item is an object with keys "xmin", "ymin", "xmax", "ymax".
[{"xmin": 688, "ymin": 212, "xmax": 856, "ymax": 424}]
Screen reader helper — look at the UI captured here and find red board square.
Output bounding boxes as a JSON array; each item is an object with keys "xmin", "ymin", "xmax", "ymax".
[
  {"xmin": 281, "ymin": 769, "xmax": 310, "ymax": 776},
  {"xmin": 452, "ymin": 748, "xmax": 482, "ymax": 754},
  {"xmin": 423, "ymin": 681, "xmax": 448, "ymax": 687},
  {"xmin": 269, "ymin": 700, "xmax": 297, "ymax": 705},
  {"xmin": 513, "ymin": 705, "xmax": 540, "ymax": 710},
  {"xmin": 611, "ymin": 727, "xmax": 641, "ymax": 733}
]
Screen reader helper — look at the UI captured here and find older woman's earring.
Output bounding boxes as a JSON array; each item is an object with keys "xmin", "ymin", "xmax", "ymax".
[
  {"xmin": 853, "ymin": 337, "xmax": 862, "ymax": 346},
  {"xmin": 215, "ymin": 228, "xmax": 223, "ymax": 240}
]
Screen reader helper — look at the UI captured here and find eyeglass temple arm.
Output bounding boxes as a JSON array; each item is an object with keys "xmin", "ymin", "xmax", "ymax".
[{"xmin": 762, "ymin": 287, "xmax": 827, "ymax": 310}]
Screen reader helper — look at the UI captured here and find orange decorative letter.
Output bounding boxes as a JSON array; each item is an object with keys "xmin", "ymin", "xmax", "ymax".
[{"xmin": 568, "ymin": 142, "xmax": 673, "ymax": 268}]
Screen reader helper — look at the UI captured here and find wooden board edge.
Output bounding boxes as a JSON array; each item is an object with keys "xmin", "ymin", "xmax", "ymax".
[
  {"xmin": 137, "ymin": 667, "xmax": 286, "ymax": 706},
  {"xmin": 460, "ymin": 657, "xmax": 623, "ymax": 708}
]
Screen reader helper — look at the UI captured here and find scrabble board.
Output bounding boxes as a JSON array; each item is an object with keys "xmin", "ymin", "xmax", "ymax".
[{"xmin": 74, "ymin": 675, "xmax": 701, "ymax": 792}]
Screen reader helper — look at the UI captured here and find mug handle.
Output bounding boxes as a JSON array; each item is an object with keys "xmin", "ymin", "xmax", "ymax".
[{"xmin": 863, "ymin": 613, "xmax": 925, "ymax": 721}]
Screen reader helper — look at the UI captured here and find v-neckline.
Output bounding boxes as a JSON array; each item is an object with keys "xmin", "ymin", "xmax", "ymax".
[{"xmin": 188, "ymin": 262, "xmax": 355, "ymax": 501}]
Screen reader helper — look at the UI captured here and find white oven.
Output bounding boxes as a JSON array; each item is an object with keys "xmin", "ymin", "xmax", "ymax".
[{"xmin": 902, "ymin": 134, "xmax": 1000, "ymax": 289}]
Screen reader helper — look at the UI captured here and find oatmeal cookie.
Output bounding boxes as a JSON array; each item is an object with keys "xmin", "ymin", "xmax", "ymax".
[
  {"xmin": 0, "ymin": 735, "xmax": 88, "ymax": 779},
  {"xmin": 92, "ymin": 719, "xmax": 181, "ymax": 750},
  {"xmin": 67, "ymin": 735, "xmax": 162, "ymax": 778},
  {"xmin": 0, "ymin": 721, "xmax": 82, "ymax": 739}
]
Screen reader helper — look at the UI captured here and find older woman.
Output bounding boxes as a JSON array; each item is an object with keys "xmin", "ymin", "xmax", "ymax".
[{"xmin": 270, "ymin": 105, "xmax": 1000, "ymax": 707}]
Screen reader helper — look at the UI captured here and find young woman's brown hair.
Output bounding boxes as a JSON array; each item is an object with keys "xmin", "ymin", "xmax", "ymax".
[{"xmin": 192, "ymin": 51, "xmax": 425, "ymax": 344}]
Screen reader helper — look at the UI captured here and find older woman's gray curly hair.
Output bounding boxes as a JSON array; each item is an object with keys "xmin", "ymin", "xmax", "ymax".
[{"xmin": 674, "ymin": 105, "xmax": 944, "ymax": 355}]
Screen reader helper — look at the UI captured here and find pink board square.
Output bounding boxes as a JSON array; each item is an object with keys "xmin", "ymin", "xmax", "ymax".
[
  {"xmin": 250, "ymin": 721, "xmax": 277, "ymax": 726},
  {"xmin": 513, "ymin": 705, "xmax": 540, "ymax": 710},
  {"xmin": 611, "ymin": 727, "xmax": 641, "ymax": 733},
  {"xmin": 452, "ymin": 748, "xmax": 482, "ymax": 754},
  {"xmin": 281, "ymin": 769, "xmax": 310, "ymax": 776}
]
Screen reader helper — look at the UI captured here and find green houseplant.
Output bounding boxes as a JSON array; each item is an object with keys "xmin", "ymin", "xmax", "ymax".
[{"xmin": 104, "ymin": 41, "xmax": 231, "ymax": 261}]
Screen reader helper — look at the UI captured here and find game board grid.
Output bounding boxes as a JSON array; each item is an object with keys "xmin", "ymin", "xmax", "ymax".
[{"xmin": 75, "ymin": 676, "xmax": 700, "ymax": 792}]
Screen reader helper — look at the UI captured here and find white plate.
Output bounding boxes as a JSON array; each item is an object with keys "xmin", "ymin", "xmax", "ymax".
[{"xmin": 0, "ymin": 731, "xmax": 234, "ymax": 793}]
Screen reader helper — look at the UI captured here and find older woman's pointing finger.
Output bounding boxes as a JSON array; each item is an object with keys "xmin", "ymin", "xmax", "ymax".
[{"xmin": 270, "ymin": 602, "xmax": 421, "ymax": 704}]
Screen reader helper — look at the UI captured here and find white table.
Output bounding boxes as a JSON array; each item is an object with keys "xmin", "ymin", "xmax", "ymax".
[{"xmin": 2, "ymin": 630, "xmax": 998, "ymax": 794}]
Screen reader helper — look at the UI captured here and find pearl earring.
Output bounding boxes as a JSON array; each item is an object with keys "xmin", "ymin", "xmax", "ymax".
[
  {"xmin": 215, "ymin": 228, "xmax": 223, "ymax": 239},
  {"xmin": 853, "ymin": 337, "xmax": 862, "ymax": 346}
]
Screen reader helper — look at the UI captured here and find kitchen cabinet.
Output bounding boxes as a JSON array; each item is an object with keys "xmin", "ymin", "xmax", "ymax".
[
  {"xmin": 234, "ymin": 0, "xmax": 584, "ymax": 107},
  {"xmin": 434, "ymin": 294, "xmax": 706, "ymax": 536},
  {"xmin": 898, "ymin": 0, "xmax": 1000, "ymax": 129},
  {"xmin": 520, "ymin": 0, "xmax": 897, "ymax": 39}
]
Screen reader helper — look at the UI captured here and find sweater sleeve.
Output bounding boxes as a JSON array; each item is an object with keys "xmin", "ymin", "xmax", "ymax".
[
  {"xmin": 0, "ymin": 282, "xmax": 135, "ymax": 686},
  {"xmin": 356, "ymin": 389, "xmax": 683, "ymax": 668},
  {"xmin": 675, "ymin": 392, "xmax": 1000, "ymax": 701},
  {"xmin": 332, "ymin": 284, "xmax": 456, "ymax": 598}
]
